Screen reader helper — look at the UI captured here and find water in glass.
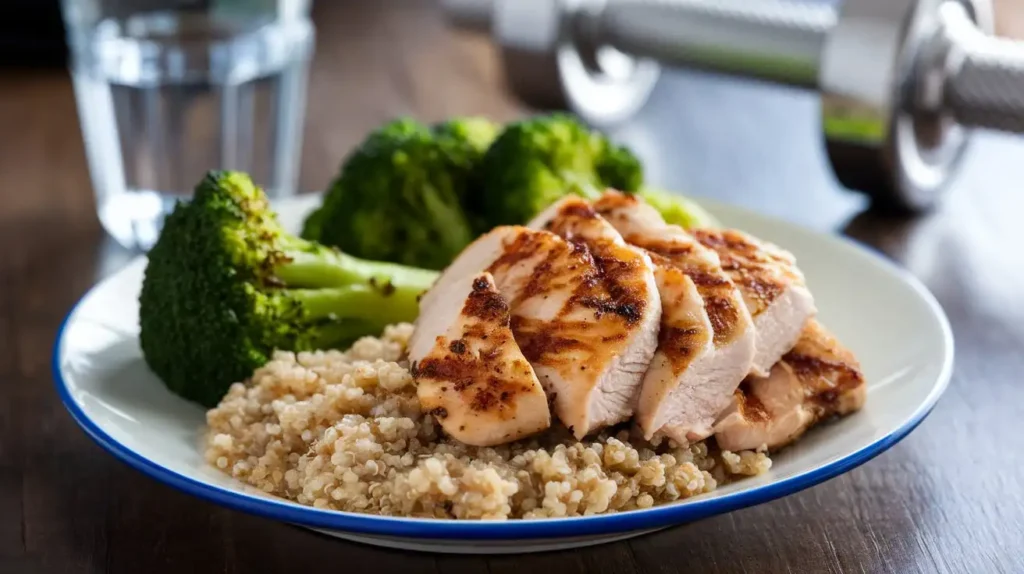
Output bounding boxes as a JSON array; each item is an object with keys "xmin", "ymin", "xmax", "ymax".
[{"xmin": 64, "ymin": 2, "xmax": 314, "ymax": 250}]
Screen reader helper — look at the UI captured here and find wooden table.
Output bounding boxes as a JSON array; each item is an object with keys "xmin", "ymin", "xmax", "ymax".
[{"xmin": 3, "ymin": 1, "xmax": 1024, "ymax": 572}]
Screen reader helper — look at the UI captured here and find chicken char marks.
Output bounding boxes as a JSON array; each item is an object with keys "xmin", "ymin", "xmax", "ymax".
[
  {"xmin": 413, "ymin": 218, "xmax": 659, "ymax": 442},
  {"xmin": 713, "ymin": 319, "xmax": 866, "ymax": 452},
  {"xmin": 593, "ymin": 190, "xmax": 756, "ymax": 444},
  {"xmin": 410, "ymin": 191, "xmax": 864, "ymax": 450},
  {"xmin": 409, "ymin": 271, "xmax": 551, "ymax": 447},
  {"xmin": 692, "ymin": 227, "xmax": 817, "ymax": 377},
  {"xmin": 524, "ymin": 196, "xmax": 661, "ymax": 439}
]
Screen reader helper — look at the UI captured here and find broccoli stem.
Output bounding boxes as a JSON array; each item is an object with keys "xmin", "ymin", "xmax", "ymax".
[
  {"xmin": 274, "ymin": 246, "xmax": 440, "ymax": 292},
  {"xmin": 287, "ymin": 284, "xmax": 425, "ymax": 327},
  {"xmin": 302, "ymin": 317, "xmax": 388, "ymax": 350}
]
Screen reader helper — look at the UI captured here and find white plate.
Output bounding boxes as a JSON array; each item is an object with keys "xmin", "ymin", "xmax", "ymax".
[{"xmin": 53, "ymin": 194, "xmax": 953, "ymax": 554}]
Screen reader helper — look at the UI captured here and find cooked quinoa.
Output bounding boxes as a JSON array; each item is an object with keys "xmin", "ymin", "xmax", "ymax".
[{"xmin": 203, "ymin": 323, "xmax": 772, "ymax": 519}]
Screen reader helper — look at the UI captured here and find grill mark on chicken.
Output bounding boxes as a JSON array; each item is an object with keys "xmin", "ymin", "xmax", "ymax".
[
  {"xmin": 489, "ymin": 232, "xmax": 548, "ymax": 272},
  {"xmin": 592, "ymin": 189, "xmax": 757, "ymax": 444},
  {"xmin": 713, "ymin": 320, "xmax": 865, "ymax": 452},
  {"xmin": 488, "ymin": 231, "xmax": 594, "ymax": 307},
  {"xmin": 732, "ymin": 382, "xmax": 770, "ymax": 422},
  {"xmin": 734, "ymin": 271, "xmax": 785, "ymax": 312},
  {"xmin": 628, "ymin": 235, "xmax": 745, "ymax": 347},
  {"xmin": 784, "ymin": 322, "xmax": 865, "ymax": 414},
  {"xmin": 659, "ymin": 325, "xmax": 704, "ymax": 374},
  {"xmin": 461, "ymin": 275, "xmax": 512, "ymax": 321},
  {"xmin": 417, "ymin": 348, "xmax": 538, "ymax": 417},
  {"xmin": 576, "ymin": 251, "xmax": 645, "ymax": 324},
  {"xmin": 509, "ymin": 316, "xmax": 589, "ymax": 364},
  {"xmin": 687, "ymin": 270, "xmax": 730, "ymax": 288},
  {"xmin": 546, "ymin": 200, "xmax": 599, "ymax": 223},
  {"xmin": 505, "ymin": 207, "xmax": 657, "ymax": 434},
  {"xmin": 704, "ymin": 296, "xmax": 740, "ymax": 347},
  {"xmin": 692, "ymin": 229, "xmax": 791, "ymax": 317},
  {"xmin": 443, "ymin": 201, "xmax": 658, "ymax": 439},
  {"xmin": 470, "ymin": 379, "xmax": 499, "ymax": 411},
  {"xmin": 469, "ymin": 389, "xmax": 495, "ymax": 412},
  {"xmin": 575, "ymin": 296, "xmax": 642, "ymax": 323},
  {"xmin": 547, "ymin": 234, "xmax": 647, "ymax": 328},
  {"xmin": 416, "ymin": 355, "xmax": 477, "ymax": 396},
  {"xmin": 519, "ymin": 260, "xmax": 554, "ymax": 302},
  {"xmin": 411, "ymin": 271, "xmax": 553, "ymax": 446},
  {"xmin": 507, "ymin": 213, "xmax": 650, "ymax": 361}
]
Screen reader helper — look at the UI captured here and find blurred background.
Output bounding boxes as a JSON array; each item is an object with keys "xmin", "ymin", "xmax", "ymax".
[{"xmin": 1, "ymin": 0, "xmax": 1022, "ymax": 250}]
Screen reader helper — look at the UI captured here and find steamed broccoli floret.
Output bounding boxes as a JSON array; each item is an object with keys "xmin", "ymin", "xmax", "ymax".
[
  {"xmin": 478, "ymin": 113, "xmax": 643, "ymax": 227},
  {"xmin": 139, "ymin": 170, "xmax": 439, "ymax": 408},
  {"xmin": 300, "ymin": 118, "xmax": 432, "ymax": 242},
  {"xmin": 433, "ymin": 116, "xmax": 501, "ymax": 169},
  {"xmin": 433, "ymin": 117, "xmax": 501, "ymax": 234},
  {"xmin": 301, "ymin": 116, "xmax": 500, "ymax": 270}
]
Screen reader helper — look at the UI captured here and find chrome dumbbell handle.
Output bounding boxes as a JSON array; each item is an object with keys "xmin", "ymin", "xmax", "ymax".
[
  {"xmin": 943, "ymin": 3, "xmax": 1024, "ymax": 133},
  {"xmin": 442, "ymin": 0, "xmax": 1014, "ymax": 213},
  {"xmin": 584, "ymin": 0, "xmax": 1024, "ymax": 135},
  {"xmin": 446, "ymin": 0, "xmax": 1024, "ymax": 135},
  {"xmin": 591, "ymin": 0, "xmax": 834, "ymax": 89}
]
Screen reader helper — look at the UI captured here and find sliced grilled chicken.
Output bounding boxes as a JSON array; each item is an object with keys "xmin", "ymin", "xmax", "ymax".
[
  {"xmin": 409, "ymin": 272, "xmax": 551, "ymax": 447},
  {"xmin": 410, "ymin": 226, "xmax": 531, "ymax": 361},
  {"xmin": 411, "ymin": 224, "xmax": 585, "ymax": 363},
  {"xmin": 525, "ymin": 196, "xmax": 662, "ymax": 438},
  {"xmin": 593, "ymin": 190, "xmax": 756, "ymax": 444},
  {"xmin": 692, "ymin": 227, "xmax": 816, "ymax": 377},
  {"xmin": 413, "ymin": 221, "xmax": 657, "ymax": 439},
  {"xmin": 713, "ymin": 320, "xmax": 866, "ymax": 452}
]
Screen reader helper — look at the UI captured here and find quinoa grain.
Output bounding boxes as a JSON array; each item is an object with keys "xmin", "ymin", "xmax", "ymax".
[{"xmin": 204, "ymin": 323, "xmax": 772, "ymax": 519}]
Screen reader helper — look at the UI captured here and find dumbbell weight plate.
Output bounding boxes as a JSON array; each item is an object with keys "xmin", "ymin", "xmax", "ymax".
[
  {"xmin": 488, "ymin": 0, "xmax": 661, "ymax": 125},
  {"xmin": 820, "ymin": 0, "xmax": 994, "ymax": 213}
]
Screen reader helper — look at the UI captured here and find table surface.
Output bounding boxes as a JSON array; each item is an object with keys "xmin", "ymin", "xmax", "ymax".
[{"xmin": 3, "ymin": 1, "xmax": 1024, "ymax": 572}]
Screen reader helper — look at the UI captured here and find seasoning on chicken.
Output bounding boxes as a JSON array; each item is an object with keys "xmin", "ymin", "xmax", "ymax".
[
  {"xmin": 525, "ymin": 196, "xmax": 662, "ymax": 438},
  {"xmin": 593, "ymin": 190, "xmax": 756, "ymax": 444},
  {"xmin": 691, "ymin": 227, "xmax": 816, "ymax": 377},
  {"xmin": 413, "ymin": 220, "xmax": 659, "ymax": 440},
  {"xmin": 713, "ymin": 320, "xmax": 866, "ymax": 452},
  {"xmin": 411, "ymin": 225, "xmax": 585, "ymax": 362},
  {"xmin": 409, "ymin": 271, "xmax": 551, "ymax": 447}
]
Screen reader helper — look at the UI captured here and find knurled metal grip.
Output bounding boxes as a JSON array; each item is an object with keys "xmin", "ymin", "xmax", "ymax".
[
  {"xmin": 441, "ymin": 0, "xmax": 1024, "ymax": 213},
  {"xmin": 943, "ymin": 3, "xmax": 1024, "ymax": 134},
  {"xmin": 819, "ymin": 0, "xmax": 992, "ymax": 212}
]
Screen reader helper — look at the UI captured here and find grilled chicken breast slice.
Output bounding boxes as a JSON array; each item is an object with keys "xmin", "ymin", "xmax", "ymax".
[
  {"xmin": 409, "ymin": 272, "xmax": 551, "ymax": 447},
  {"xmin": 413, "ymin": 222, "xmax": 655, "ymax": 439},
  {"xmin": 593, "ymin": 190, "xmax": 756, "ymax": 444},
  {"xmin": 410, "ymin": 225, "xmax": 582, "ymax": 364},
  {"xmin": 713, "ymin": 320, "xmax": 866, "ymax": 452},
  {"xmin": 692, "ymin": 227, "xmax": 816, "ymax": 377},
  {"xmin": 525, "ymin": 196, "xmax": 662, "ymax": 438},
  {"xmin": 411, "ymin": 226, "xmax": 528, "ymax": 344}
]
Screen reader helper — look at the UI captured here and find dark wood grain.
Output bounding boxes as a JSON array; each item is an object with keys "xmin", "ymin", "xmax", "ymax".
[{"xmin": 3, "ymin": 0, "xmax": 1024, "ymax": 572}]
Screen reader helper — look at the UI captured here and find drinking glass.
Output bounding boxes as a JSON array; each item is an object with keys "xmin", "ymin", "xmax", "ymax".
[{"xmin": 60, "ymin": 0, "xmax": 315, "ymax": 250}]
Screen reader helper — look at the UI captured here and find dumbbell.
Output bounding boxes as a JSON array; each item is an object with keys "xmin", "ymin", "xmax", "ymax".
[{"xmin": 441, "ymin": 0, "xmax": 1024, "ymax": 213}]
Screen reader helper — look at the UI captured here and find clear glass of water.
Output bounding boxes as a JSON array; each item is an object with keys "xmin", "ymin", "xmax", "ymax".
[{"xmin": 60, "ymin": 0, "xmax": 315, "ymax": 251}]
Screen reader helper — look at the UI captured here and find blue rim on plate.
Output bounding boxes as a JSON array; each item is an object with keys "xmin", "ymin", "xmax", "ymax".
[{"xmin": 51, "ymin": 232, "xmax": 954, "ymax": 541}]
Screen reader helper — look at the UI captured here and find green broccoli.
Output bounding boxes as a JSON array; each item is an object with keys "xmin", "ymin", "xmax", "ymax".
[
  {"xmin": 432, "ymin": 117, "xmax": 502, "ymax": 234},
  {"xmin": 478, "ymin": 112, "xmax": 720, "ymax": 231},
  {"xmin": 637, "ymin": 187, "xmax": 721, "ymax": 230},
  {"xmin": 433, "ymin": 116, "xmax": 502, "ymax": 171},
  {"xmin": 301, "ymin": 116, "xmax": 500, "ymax": 270},
  {"xmin": 138, "ymin": 170, "xmax": 439, "ymax": 408},
  {"xmin": 300, "ymin": 118, "xmax": 431, "ymax": 241},
  {"xmin": 478, "ymin": 113, "xmax": 643, "ymax": 227}
]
